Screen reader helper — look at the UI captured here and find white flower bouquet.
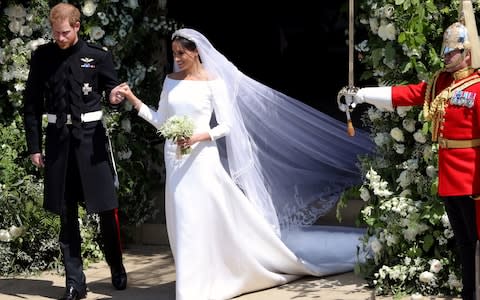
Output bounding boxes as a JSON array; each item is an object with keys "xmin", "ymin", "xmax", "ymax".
[{"xmin": 159, "ymin": 115, "xmax": 195, "ymax": 157}]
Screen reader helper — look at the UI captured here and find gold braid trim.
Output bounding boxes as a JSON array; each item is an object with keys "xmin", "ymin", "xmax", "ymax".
[
  {"xmin": 423, "ymin": 71, "xmax": 480, "ymax": 141},
  {"xmin": 423, "ymin": 70, "xmax": 442, "ymax": 122}
]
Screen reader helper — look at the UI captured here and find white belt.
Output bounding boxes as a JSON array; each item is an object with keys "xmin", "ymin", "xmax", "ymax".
[{"xmin": 47, "ymin": 110, "xmax": 103, "ymax": 124}]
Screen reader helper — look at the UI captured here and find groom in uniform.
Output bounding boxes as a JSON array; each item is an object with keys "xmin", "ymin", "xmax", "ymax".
[{"xmin": 23, "ymin": 3, "xmax": 127, "ymax": 300}]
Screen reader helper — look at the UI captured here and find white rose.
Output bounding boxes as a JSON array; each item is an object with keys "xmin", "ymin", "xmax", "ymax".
[
  {"xmin": 402, "ymin": 118, "xmax": 416, "ymax": 132},
  {"xmin": 90, "ymin": 26, "xmax": 105, "ymax": 40},
  {"xmin": 378, "ymin": 22, "xmax": 396, "ymax": 41},
  {"xmin": 9, "ymin": 225, "xmax": 23, "ymax": 239},
  {"xmin": 8, "ymin": 20, "xmax": 22, "ymax": 33},
  {"xmin": 429, "ymin": 259, "xmax": 442, "ymax": 273},
  {"xmin": 390, "ymin": 127, "xmax": 404, "ymax": 142},
  {"xmin": 382, "ymin": 5, "xmax": 395, "ymax": 19},
  {"xmin": 82, "ymin": 0, "xmax": 97, "ymax": 17},
  {"xmin": 359, "ymin": 186, "xmax": 370, "ymax": 201},
  {"xmin": 413, "ymin": 130, "xmax": 426, "ymax": 143},
  {"xmin": 0, "ymin": 229, "xmax": 12, "ymax": 242},
  {"xmin": 419, "ymin": 271, "xmax": 435, "ymax": 283}
]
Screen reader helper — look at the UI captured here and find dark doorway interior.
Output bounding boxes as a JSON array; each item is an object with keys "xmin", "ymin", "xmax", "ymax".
[{"xmin": 168, "ymin": 1, "xmax": 368, "ymax": 128}]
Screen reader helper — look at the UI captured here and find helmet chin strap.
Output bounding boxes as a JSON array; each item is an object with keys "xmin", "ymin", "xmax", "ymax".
[{"xmin": 444, "ymin": 50, "xmax": 466, "ymax": 70}]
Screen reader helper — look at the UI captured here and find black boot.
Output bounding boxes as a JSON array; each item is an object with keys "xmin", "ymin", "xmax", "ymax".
[
  {"xmin": 58, "ymin": 285, "xmax": 87, "ymax": 300},
  {"xmin": 99, "ymin": 209, "xmax": 127, "ymax": 290},
  {"xmin": 110, "ymin": 264, "xmax": 127, "ymax": 290}
]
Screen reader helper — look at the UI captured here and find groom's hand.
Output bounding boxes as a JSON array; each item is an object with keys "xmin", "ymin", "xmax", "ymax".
[{"xmin": 110, "ymin": 84, "xmax": 125, "ymax": 105}]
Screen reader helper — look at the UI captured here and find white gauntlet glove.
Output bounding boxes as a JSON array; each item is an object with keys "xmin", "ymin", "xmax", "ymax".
[{"xmin": 355, "ymin": 87, "xmax": 394, "ymax": 111}]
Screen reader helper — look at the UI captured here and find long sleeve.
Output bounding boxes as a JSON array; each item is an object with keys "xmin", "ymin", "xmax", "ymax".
[
  {"xmin": 137, "ymin": 88, "xmax": 168, "ymax": 130},
  {"xmin": 208, "ymin": 79, "xmax": 232, "ymax": 140},
  {"xmin": 23, "ymin": 48, "xmax": 45, "ymax": 154},
  {"xmin": 391, "ymin": 81, "xmax": 428, "ymax": 107}
]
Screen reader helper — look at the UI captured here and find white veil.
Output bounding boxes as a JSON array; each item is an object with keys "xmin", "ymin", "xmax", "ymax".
[{"xmin": 172, "ymin": 28, "xmax": 374, "ymax": 236}]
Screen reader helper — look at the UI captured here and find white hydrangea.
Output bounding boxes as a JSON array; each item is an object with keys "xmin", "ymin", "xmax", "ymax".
[{"xmin": 82, "ymin": 0, "xmax": 97, "ymax": 17}]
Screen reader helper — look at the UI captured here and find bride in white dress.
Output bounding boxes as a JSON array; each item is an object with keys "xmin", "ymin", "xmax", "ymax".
[{"xmin": 114, "ymin": 28, "xmax": 374, "ymax": 300}]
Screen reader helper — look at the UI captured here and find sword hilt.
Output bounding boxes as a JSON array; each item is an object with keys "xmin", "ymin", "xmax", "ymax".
[{"xmin": 337, "ymin": 86, "xmax": 359, "ymax": 137}]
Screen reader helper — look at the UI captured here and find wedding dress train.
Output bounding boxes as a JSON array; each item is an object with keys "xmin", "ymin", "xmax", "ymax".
[{"xmin": 136, "ymin": 77, "xmax": 366, "ymax": 300}]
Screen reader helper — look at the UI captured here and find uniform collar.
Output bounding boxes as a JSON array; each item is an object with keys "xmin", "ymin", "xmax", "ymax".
[
  {"xmin": 56, "ymin": 39, "xmax": 84, "ymax": 56},
  {"xmin": 452, "ymin": 67, "xmax": 475, "ymax": 81}
]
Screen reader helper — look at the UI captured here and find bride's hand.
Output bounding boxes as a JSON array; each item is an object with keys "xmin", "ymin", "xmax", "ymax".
[
  {"xmin": 117, "ymin": 82, "xmax": 142, "ymax": 109},
  {"xmin": 177, "ymin": 137, "xmax": 192, "ymax": 149},
  {"xmin": 176, "ymin": 133, "xmax": 208, "ymax": 148}
]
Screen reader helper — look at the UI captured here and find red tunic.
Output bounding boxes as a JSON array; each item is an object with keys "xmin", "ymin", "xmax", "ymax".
[{"xmin": 391, "ymin": 71, "xmax": 480, "ymax": 197}]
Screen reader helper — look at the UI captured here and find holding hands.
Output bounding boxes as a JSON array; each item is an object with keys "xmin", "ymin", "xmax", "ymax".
[{"xmin": 110, "ymin": 82, "xmax": 143, "ymax": 110}]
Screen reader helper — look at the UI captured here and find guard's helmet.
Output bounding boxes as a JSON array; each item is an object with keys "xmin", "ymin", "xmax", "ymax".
[{"xmin": 441, "ymin": 22, "xmax": 471, "ymax": 56}]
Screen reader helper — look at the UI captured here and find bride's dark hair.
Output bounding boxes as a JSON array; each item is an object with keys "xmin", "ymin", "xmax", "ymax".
[
  {"xmin": 172, "ymin": 35, "xmax": 197, "ymax": 52},
  {"xmin": 172, "ymin": 35, "xmax": 201, "ymax": 63}
]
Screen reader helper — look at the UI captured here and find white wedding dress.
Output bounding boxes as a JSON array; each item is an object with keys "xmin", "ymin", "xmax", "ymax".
[{"xmin": 137, "ymin": 77, "xmax": 365, "ymax": 300}]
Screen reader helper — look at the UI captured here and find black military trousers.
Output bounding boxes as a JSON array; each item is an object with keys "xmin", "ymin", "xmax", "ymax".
[
  {"xmin": 59, "ymin": 147, "xmax": 123, "ymax": 290},
  {"xmin": 443, "ymin": 196, "xmax": 478, "ymax": 300}
]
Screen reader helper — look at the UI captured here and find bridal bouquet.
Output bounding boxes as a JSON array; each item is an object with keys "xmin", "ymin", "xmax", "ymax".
[{"xmin": 159, "ymin": 115, "xmax": 195, "ymax": 157}]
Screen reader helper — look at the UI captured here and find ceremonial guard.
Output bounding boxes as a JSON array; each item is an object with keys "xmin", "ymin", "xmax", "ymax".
[
  {"xmin": 23, "ymin": 3, "xmax": 126, "ymax": 300},
  {"xmin": 346, "ymin": 1, "xmax": 480, "ymax": 299}
]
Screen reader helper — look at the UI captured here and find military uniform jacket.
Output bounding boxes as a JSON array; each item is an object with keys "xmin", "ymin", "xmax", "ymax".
[
  {"xmin": 23, "ymin": 39, "xmax": 119, "ymax": 214},
  {"xmin": 391, "ymin": 70, "xmax": 480, "ymax": 197}
]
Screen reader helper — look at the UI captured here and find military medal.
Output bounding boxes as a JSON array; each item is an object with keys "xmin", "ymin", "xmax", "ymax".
[
  {"xmin": 82, "ymin": 83, "xmax": 92, "ymax": 95},
  {"xmin": 451, "ymin": 90, "xmax": 475, "ymax": 108}
]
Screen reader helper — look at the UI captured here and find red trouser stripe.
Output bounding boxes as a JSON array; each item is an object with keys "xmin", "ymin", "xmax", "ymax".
[{"xmin": 113, "ymin": 208, "xmax": 123, "ymax": 253}]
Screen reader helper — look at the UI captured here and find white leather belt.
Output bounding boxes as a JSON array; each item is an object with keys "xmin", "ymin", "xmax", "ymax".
[{"xmin": 47, "ymin": 110, "xmax": 103, "ymax": 124}]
